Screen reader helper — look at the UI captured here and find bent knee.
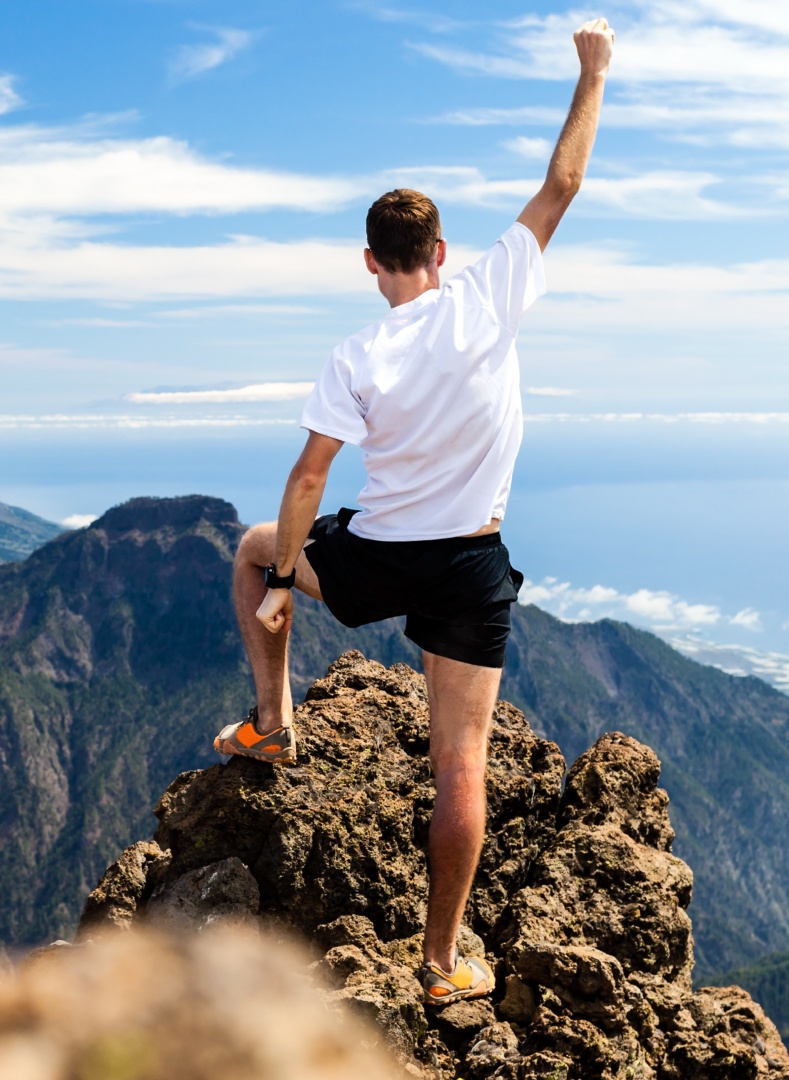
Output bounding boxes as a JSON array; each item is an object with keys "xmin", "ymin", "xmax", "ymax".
[{"xmin": 235, "ymin": 521, "xmax": 277, "ymax": 568}]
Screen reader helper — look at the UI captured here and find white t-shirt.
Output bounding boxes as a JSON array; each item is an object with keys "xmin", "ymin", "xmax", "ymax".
[{"xmin": 300, "ymin": 221, "xmax": 546, "ymax": 541}]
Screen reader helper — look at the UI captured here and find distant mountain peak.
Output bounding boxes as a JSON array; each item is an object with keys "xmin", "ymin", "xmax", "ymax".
[{"xmin": 93, "ymin": 495, "xmax": 240, "ymax": 536}]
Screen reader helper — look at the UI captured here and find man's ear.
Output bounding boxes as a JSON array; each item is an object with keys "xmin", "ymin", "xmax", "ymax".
[
  {"xmin": 364, "ymin": 248, "xmax": 379, "ymax": 276},
  {"xmin": 436, "ymin": 238, "xmax": 447, "ymax": 268}
]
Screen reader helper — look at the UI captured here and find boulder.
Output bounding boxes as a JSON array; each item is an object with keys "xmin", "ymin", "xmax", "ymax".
[{"xmin": 75, "ymin": 652, "xmax": 789, "ymax": 1079}]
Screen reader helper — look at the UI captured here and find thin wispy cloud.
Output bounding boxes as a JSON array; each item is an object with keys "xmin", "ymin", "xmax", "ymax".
[
  {"xmin": 0, "ymin": 414, "xmax": 297, "ymax": 430},
  {"xmin": 157, "ymin": 303, "xmax": 324, "ymax": 319},
  {"xmin": 382, "ymin": 165, "xmax": 749, "ymax": 220},
  {"xmin": 170, "ymin": 26, "xmax": 255, "ymax": 83},
  {"xmin": 417, "ymin": 1, "xmax": 789, "ymax": 152},
  {"xmin": 126, "ymin": 381, "xmax": 314, "ymax": 404},
  {"xmin": 522, "ymin": 413, "xmax": 789, "ymax": 425},
  {"xmin": 0, "ymin": 74, "xmax": 22, "ymax": 115},
  {"xmin": 349, "ymin": 3, "xmax": 469, "ymax": 34},
  {"xmin": 525, "ymin": 386, "xmax": 575, "ymax": 397}
]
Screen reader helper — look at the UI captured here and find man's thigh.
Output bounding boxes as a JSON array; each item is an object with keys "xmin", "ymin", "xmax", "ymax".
[
  {"xmin": 238, "ymin": 521, "xmax": 323, "ymax": 602},
  {"xmin": 422, "ymin": 650, "xmax": 502, "ymax": 769}
]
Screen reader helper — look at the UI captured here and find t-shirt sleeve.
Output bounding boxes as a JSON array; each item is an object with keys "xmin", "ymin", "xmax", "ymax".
[
  {"xmin": 300, "ymin": 347, "xmax": 367, "ymax": 445},
  {"xmin": 459, "ymin": 221, "xmax": 546, "ymax": 335}
]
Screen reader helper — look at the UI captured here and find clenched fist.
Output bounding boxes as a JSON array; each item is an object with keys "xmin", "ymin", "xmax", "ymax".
[{"xmin": 574, "ymin": 17, "xmax": 615, "ymax": 76}]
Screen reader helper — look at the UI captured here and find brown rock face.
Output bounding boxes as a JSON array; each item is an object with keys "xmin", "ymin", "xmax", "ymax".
[{"xmin": 78, "ymin": 652, "xmax": 789, "ymax": 1079}]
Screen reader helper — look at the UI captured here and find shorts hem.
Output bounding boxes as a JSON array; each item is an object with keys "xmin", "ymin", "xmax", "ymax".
[{"xmin": 404, "ymin": 627, "xmax": 506, "ymax": 670}]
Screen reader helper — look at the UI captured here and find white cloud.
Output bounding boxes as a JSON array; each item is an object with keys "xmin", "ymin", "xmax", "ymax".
[
  {"xmin": 157, "ymin": 303, "xmax": 324, "ymax": 319},
  {"xmin": 54, "ymin": 317, "xmax": 150, "ymax": 328},
  {"xmin": 0, "ymin": 414, "xmax": 297, "ymax": 430},
  {"xmin": 525, "ymin": 386, "xmax": 575, "ymax": 397},
  {"xmin": 0, "ymin": 75, "xmax": 22, "ymax": 115},
  {"xmin": 416, "ymin": 1, "xmax": 789, "ymax": 151},
  {"xmin": 520, "ymin": 575, "xmax": 763, "ymax": 634},
  {"xmin": 503, "ymin": 135, "xmax": 552, "ymax": 160},
  {"xmin": 0, "ymin": 129, "xmax": 366, "ymax": 218},
  {"xmin": 0, "ymin": 227, "xmax": 482, "ymax": 301},
  {"xmin": 667, "ymin": 634, "xmax": 789, "ymax": 694},
  {"xmin": 535, "ymin": 245, "xmax": 789, "ymax": 332},
  {"xmin": 521, "ymin": 413, "xmax": 789, "ymax": 425},
  {"xmin": 126, "ymin": 381, "xmax": 314, "ymax": 404},
  {"xmin": 355, "ymin": 4, "xmax": 468, "ymax": 34},
  {"xmin": 170, "ymin": 26, "xmax": 254, "ymax": 82},
  {"xmin": 62, "ymin": 513, "xmax": 98, "ymax": 529},
  {"xmin": 382, "ymin": 164, "xmax": 747, "ymax": 220},
  {"xmin": 730, "ymin": 608, "xmax": 764, "ymax": 631}
]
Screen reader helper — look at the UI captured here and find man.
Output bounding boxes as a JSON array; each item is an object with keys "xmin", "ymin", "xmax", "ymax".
[{"xmin": 215, "ymin": 19, "xmax": 615, "ymax": 1005}]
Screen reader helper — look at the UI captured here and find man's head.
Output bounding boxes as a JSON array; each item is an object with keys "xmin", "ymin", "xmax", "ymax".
[{"xmin": 365, "ymin": 189, "xmax": 442, "ymax": 274}]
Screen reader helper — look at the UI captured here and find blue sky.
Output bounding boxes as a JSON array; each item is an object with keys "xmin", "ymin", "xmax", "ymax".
[{"xmin": 1, "ymin": 1, "xmax": 789, "ymax": 674}]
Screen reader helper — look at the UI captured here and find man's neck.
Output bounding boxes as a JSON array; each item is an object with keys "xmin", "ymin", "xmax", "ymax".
[{"xmin": 379, "ymin": 265, "xmax": 440, "ymax": 309}]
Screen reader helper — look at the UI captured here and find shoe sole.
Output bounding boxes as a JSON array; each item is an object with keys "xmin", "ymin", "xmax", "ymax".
[
  {"xmin": 422, "ymin": 983, "xmax": 494, "ymax": 1006},
  {"xmin": 213, "ymin": 738, "xmax": 297, "ymax": 765}
]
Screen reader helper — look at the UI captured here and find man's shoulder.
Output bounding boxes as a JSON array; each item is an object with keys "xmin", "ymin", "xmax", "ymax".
[{"xmin": 331, "ymin": 315, "xmax": 386, "ymax": 361}]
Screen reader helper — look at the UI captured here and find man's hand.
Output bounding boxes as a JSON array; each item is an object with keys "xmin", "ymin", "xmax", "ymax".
[
  {"xmin": 256, "ymin": 587, "xmax": 294, "ymax": 635},
  {"xmin": 574, "ymin": 17, "xmax": 615, "ymax": 78}
]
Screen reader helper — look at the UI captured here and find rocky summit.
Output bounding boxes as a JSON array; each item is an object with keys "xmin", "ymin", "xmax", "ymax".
[{"xmin": 78, "ymin": 651, "xmax": 789, "ymax": 1080}]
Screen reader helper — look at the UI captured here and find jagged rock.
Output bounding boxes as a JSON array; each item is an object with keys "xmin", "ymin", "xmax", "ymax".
[
  {"xmin": 520, "ymin": 1051, "xmax": 572, "ymax": 1079},
  {"xmin": 465, "ymin": 1021, "xmax": 521, "ymax": 1079},
  {"xmin": 500, "ymin": 734, "xmax": 694, "ymax": 992},
  {"xmin": 499, "ymin": 972, "xmax": 539, "ymax": 1023},
  {"xmin": 512, "ymin": 943, "xmax": 628, "ymax": 1029},
  {"xmin": 75, "ymin": 652, "xmax": 789, "ymax": 1080},
  {"xmin": 134, "ymin": 652, "xmax": 565, "ymax": 949},
  {"xmin": 77, "ymin": 840, "xmax": 167, "ymax": 940},
  {"xmin": 662, "ymin": 986, "xmax": 789, "ymax": 1079},
  {"xmin": 20, "ymin": 939, "xmax": 75, "ymax": 971},
  {"xmin": 431, "ymin": 997, "xmax": 498, "ymax": 1053},
  {"xmin": 146, "ymin": 856, "xmax": 260, "ymax": 931}
]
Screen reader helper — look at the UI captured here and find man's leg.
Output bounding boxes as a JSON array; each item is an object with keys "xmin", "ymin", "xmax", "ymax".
[
  {"xmin": 233, "ymin": 522, "xmax": 322, "ymax": 735},
  {"xmin": 421, "ymin": 650, "xmax": 501, "ymax": 972}
]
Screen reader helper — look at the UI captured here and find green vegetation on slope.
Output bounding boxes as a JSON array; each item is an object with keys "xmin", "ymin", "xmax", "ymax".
[{"xmin": 0, "ymin": 501, "xmax": 63, "ymax": 563}]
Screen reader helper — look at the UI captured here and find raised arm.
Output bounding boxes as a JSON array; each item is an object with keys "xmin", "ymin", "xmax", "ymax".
[{"xmin": 518, "ymin": 18, "xmax": 614, "ymax": 251}]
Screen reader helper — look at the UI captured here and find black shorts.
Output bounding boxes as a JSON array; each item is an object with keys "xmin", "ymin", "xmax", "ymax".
[{"xmin": 304, "ymin": 508, "xmax": 524, "ymax": 669}]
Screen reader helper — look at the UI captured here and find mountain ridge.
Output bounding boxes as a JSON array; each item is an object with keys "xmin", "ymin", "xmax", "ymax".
[{"xmin": 2, "ymin": 494, "xmax": 789, "ymax": 984}]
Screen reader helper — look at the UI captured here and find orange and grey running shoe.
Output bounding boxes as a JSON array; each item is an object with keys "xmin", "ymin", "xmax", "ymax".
[
  {"xmin": 417, "ymin": 954, "xmax": 495, "ymax": 1005},
  {"xmin": 213, "ymin": 707, "xmax": 296, "ymax": 764}
]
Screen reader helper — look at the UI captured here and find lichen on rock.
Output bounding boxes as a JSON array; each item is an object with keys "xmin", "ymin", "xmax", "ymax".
[{"xmin": 75, "ymin": 651, "xmax": 789, "ymax": 1079}]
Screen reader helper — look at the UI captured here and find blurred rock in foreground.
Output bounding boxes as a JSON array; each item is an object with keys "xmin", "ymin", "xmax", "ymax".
[
  {"xmin": 76, "ymin": 652, "xmax": 789, "ymax": 1079},
  {"xmin": 0, "ymin": 926, "xmax": 402, "ymax": 1080}
]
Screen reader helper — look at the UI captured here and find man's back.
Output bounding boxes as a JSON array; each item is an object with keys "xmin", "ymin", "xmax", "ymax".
[{"xmin": 301, "ymin": 222, "xmax": 546, "ymax": 540}]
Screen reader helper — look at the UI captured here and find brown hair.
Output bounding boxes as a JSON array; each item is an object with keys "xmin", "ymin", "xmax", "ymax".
[{"xmin": 365, "ymin": 189, "xmax": 442, "ymax": 274}]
